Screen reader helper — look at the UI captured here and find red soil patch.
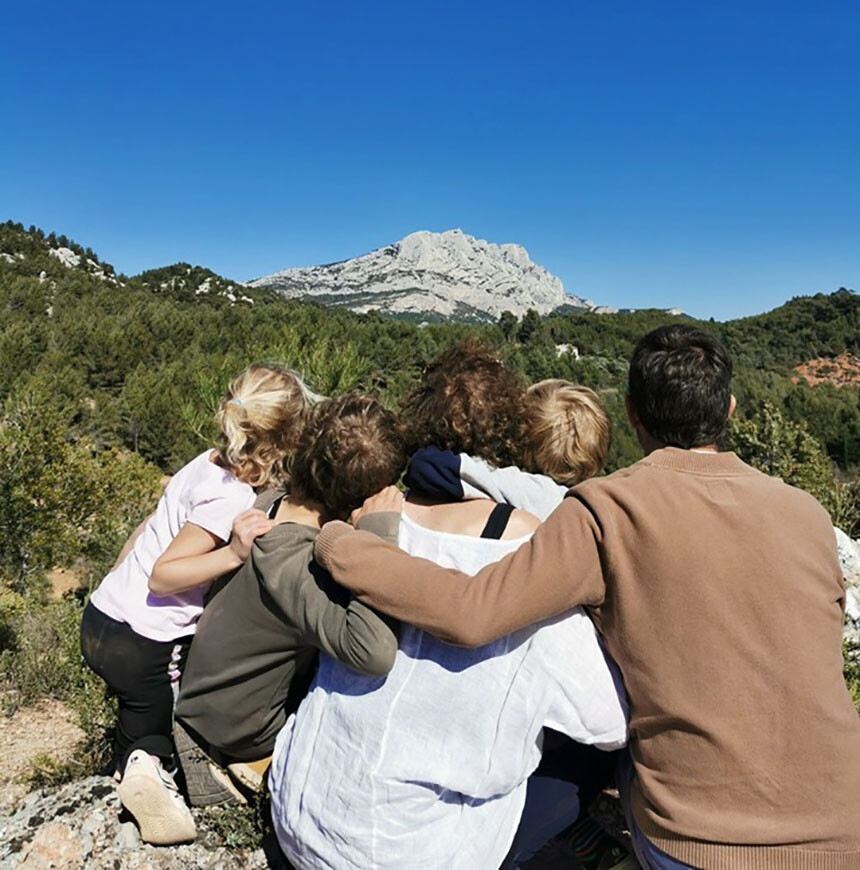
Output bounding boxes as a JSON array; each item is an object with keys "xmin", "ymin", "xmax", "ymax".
[{"xmin": 793, "ymin": 352, "xmax": 860, "ymax": 388}]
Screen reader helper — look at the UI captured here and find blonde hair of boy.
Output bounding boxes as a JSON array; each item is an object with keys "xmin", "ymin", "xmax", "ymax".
[
  {"xmin": 522, "ymin": 379, "xmax": 610, "ymax": 487},
  {"xmin": 215, "ymin": 363, "xmax": 322, "ymax": 489}
]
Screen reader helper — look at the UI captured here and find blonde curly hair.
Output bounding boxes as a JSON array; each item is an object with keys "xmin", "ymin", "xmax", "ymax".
[
  {"xmin": 521, "ymin": 379, "xmax": 610, "ymax": 487},
  {"xmin": 215, "ymin": 363, "xmax": 321, "ymax": 489}
]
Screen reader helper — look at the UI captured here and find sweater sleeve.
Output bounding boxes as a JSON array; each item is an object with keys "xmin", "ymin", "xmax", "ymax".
[
  {"xmin": 403, "ymin": 447, "xmax": 464, "ymax": 501},
  {"xmin": 314, "ymin": 495, "xmax": 606, "ymax": 647},
  {"xmin": 297, "ymin": 574, "xmax": 399, "ymax": 676},
  {"xmin": 259, "ymin": 513, "xmax": 401, "ymax": 676}
]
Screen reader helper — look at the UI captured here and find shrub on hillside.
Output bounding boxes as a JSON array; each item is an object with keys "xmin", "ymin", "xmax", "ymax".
[
  {"xmin": 0, "ymin": 389, "xmax": 161, "ymax": 598},
  {"xmin": 1, "ymin": 593, "xmax": 116, "ymax": 780},
  {"xmin": 728, "ymin": 402, "xmax": 860, "ymax": 535}
]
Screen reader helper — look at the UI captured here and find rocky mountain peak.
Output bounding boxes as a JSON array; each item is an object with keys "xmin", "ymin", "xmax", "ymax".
[{"xmin": 247, "ymin": 229, "xmax": 595, "ymax": 322}]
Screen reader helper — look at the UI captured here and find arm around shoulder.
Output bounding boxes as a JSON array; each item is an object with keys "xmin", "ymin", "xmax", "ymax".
[
  {"xmin": 256, "ymin": 520, "xmax": 399, "ymax": 677},
  {"xmin": 354, "ymin": 510, "xmax": 401, "ymax": 546},
  {"xmin": 315, "ymin": 495, "xmax": 606, "ymax": 646},
  {"xmin": 283, "ymin": 559, "xmax": 399, "ymax": 677},
  {"xmin": 336, "ymin": 597, "xmax": 399, "ymax": 676}
]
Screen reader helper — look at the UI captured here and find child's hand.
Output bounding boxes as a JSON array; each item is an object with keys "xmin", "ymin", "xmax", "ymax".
[
  {"xmin": 228, "ymin": 508, "xmax": 275, "ymax": 564},
  {"xmin": 350, "ymin": 486, "xmax": 404, "ymax": 526}
]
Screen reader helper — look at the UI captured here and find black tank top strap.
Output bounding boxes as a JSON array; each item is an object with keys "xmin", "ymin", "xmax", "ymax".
[{"xmin": 480, "ymin": 502, "xmax": 515, "ymax": 540}]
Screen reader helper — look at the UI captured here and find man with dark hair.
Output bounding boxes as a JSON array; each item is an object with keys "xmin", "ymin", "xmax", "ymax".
[
  {"xmin": 627, "ymin": 324, "xmax": 734, "ymax": 450},
  {"xmin": 313, "ymin": 327, "xmax": 860, "ymax": 869}
]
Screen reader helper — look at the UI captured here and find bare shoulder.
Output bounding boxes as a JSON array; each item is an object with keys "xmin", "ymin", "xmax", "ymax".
[{"xmin": 502, "ymin": 508, "xmax": 540, "ymax": 540}]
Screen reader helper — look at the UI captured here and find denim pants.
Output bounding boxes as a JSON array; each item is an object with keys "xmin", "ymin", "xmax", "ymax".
[
  {"xmin": 502, "ymin": 732, "xmax": 618, "ymax": 867},
  {"xmin": 617, "ymin": 751, "xmax": 696, "ymax": 870}
]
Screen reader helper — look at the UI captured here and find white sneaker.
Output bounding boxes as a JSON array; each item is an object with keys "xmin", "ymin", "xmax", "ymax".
[{"xmin": 118, "ymin": 750, "xmax": 197, "ymax": 845}]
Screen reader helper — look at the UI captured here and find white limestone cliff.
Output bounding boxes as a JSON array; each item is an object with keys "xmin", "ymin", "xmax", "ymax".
[{"xmin": 247, "ymin": 229, "xmax": 593, "ymax": 321}]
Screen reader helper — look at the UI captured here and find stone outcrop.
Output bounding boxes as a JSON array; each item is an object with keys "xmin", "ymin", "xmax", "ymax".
[
  {"xmin": 0, "ymin": 777, "xmax": 277, "ymax": 870},
  {"xmin": 836, "ymin": 528, "xmax": 860, "ymax": 644},
  {"xmin": 248, "ymin": 229, "xmax": 595, "ymax": 321}
]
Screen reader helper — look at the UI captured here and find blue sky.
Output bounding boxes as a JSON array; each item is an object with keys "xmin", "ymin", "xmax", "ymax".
[{"xmin": 2, "ymin": 0, "xmax": 858, "ymax": 320}]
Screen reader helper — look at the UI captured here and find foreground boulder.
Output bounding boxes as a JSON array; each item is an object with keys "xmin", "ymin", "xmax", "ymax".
[{"xmin": 0, "ymin": 777, "xmax": 273, "ymax": 870}]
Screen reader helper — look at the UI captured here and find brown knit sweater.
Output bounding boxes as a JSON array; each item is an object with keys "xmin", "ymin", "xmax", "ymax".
[{"xmin": 315, "ymin": 448, "xmax": 860, "ymax": 869}]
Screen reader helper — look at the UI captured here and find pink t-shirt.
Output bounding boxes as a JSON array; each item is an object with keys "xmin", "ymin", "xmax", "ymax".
[{"xmin": 90, "ymin": 450, "xmax": 255, "ymax": 642}]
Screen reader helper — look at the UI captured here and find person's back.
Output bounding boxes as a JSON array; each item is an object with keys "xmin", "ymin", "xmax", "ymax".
[
  {"xmin": 574, "ymin": 448, "xmax": 858, "ymax": 860},
  {"xmin": 174, "ymin": 495, "xmax": 393, "ymax": 761},
  {"xmin": 90, "ymin": 450, "xmax": 255, "ymax": 640},
  {"xmin": 401, "ymin": 493, "xmax": 538, "ymax": 537},
  {"xmin": 405, "ymin": 450, "xmax": 860, "ymax": 858},
  {"xmin": 270, "ymin": 496, "xmax": 627, "ymax": 869},
  {"xmin": 271, "ymin": 342, "xmax": 628, "ymax": 869}
]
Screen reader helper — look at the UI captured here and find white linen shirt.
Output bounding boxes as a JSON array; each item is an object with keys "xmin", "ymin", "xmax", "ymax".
[{"xmin": 269, "ymin": 511, "xmax": 628, "ymax": 870}]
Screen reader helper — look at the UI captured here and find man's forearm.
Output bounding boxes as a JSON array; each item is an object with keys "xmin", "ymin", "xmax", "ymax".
[{"xmin": 315, "ymin": 497, "xmax": 606, "ymax": 646}]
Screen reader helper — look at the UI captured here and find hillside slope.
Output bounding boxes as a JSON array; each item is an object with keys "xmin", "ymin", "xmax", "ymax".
[{"xmin": 1, "ymin": 220, "xmax": 857, "ymax": 472}]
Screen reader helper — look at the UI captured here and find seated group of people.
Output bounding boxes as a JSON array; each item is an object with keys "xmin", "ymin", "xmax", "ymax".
[{"xmin": 82, "ymin": 327, "xmax": 860, "ymax": 870}]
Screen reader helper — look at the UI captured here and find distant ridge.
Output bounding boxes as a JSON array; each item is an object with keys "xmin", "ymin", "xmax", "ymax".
[
  {"xmin": 247, "ymin": 229, "xmax": 597, "ymax": 322},
  {"xmin": 0, "ymin": 220, "xmax": 689, "ymax": 321}
]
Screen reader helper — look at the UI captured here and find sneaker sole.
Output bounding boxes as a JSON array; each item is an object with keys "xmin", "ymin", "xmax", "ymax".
[{"xmin": 118, "ymin": 772, "xmax": 197, "ymax": 845}]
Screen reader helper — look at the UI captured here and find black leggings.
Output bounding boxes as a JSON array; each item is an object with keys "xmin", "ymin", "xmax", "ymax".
[{"xmin": 80, "ymin": 601, "xmax": 192, "ymax": 775}]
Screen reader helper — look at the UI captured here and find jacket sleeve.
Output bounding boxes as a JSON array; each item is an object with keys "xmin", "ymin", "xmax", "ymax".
[
  {"xmin": 259, "ymin": 512, "xmax": 401, "ymax": 677},
  {"xmin": 314, "ymin": 494, "xmax": 607, "ymax": 647},
  {"xmin": 458, "ymin": 456, "xmax": 568, "ymax": 521}
]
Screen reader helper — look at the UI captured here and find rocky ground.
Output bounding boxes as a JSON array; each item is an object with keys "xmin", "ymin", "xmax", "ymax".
[
  {"xmin": 0, "ymin": 773, "xmax": 629, "ymax": 870},
  {"xmin": 0, "ymin": 777, "xmax": 276, "ymax": 870},
  {"xmin": 0, "ymin": 701, "xmax": 280, "ymax": 870}
]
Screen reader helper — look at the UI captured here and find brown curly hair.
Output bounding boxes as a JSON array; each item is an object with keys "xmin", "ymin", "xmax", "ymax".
[
  {"xmin": 291, "ymin": 393, "xmax": 406, "ymax": 521},
  {"xmin": 402, "ymin": 338, "xmax": 526, "ymax": 468}
]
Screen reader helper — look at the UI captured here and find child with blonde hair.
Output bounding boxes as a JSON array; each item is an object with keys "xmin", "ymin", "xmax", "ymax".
[
  {"xmin": 521, "ymin": 379, "xmax": 610, "ymax": 488},
  {"xmin": 405, "ymin": 378, "xmax": 610, "ymax": 520},
  {"xmin": 81, "ymin": 362, "xmax": 315, "ymax": 843}
]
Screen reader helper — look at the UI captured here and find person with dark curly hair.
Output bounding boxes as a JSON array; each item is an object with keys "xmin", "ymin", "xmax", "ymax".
[
  {"xmin": 269, "ymin": 340, "xmax": 627, "ymax": 870},
  {"xmin": 401, "ymin": 336, "xmax": 527, "ymax": 468}
]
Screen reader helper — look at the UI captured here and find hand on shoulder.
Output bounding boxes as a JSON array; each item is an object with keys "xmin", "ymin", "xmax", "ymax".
[
  {"xmin": 350, "ymin": 486, "xmax": 404, "ymax": 526},
  {"xmin": 229, "ymin": 508, "xmax": 276, "ymax": 563}
]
